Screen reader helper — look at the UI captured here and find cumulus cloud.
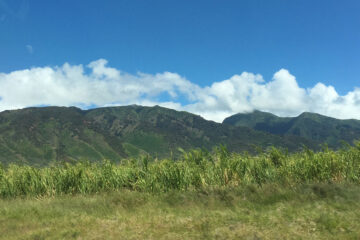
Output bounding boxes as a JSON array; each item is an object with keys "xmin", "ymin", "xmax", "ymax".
[{"xmin": 0, "ymin": 59, "xmax": 359, "ymax": 122}]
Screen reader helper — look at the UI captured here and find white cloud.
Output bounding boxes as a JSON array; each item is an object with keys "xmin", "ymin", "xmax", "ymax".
[
  {"xmin": 26, "ymin": 44, "xmax": 33, "ymax": 54},
  {"xmin": 0, "ymin": 59, "xmax": 359, "ymax": 122}
]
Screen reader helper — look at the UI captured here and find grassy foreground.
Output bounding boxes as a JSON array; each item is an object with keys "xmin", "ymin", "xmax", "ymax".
[
  {"xmin": 1, "ymin": 145, "xmax": 360, "ymax": 239},
  {"xmin": 1, "ymin": 184, "xmax": 360, "ymax": 240},
  {"xmin": 1, "ymin": 144, "xmax": 360, "ymax": 197}
]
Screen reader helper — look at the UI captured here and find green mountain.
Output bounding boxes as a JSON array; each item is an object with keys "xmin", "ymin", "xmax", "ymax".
[
  {"xmin": 223, "ymin": 110, "xmax": 360, "ymax": 147},
  {"xmin": 0, "ymin": 106, "xmax": 316, "ymax": 166}
]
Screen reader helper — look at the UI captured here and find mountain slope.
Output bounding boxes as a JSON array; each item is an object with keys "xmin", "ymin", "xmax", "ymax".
[
  {"xmin": 223, "ymin": 110, "xmax": 360, "ymax": 146},
  {"xmin": 0, "ymin": 106, "xmax": 316, "ymax": 165},
  {"xmin": 0, "ymin": 107, "xmax": 127, "ymax": 166}
]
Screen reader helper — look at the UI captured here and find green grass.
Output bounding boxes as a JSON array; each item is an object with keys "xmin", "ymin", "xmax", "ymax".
[
  {"xmin": 1, "ymin": 144, "xmax": 360, "ymax": 197},
  {"xmin": 1, "ymin": 144, "xmax": 360, "ymax": 239},
  {"xmin": 1, "ymin": 184, "xmax": 360, "ymax": 239}
]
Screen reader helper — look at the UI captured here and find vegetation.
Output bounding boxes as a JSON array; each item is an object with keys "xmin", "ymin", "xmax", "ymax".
[
  {"xmin": 1, "ymin": 144, "xmax": 360, "ymax": 239},
  {"xmin": 1, "ymin": 183, "xmax": 360, "ymax": 239},
  {"xmin": 224, "ymin": 110, "xmax": 360, "ymax": 147},
  {"xmin": 1, "ymin": 143, "xmax": 360, "ymax": 198},
  {"xmin": 1, "ymin": 106, "xmax": 360, "ymax": 238},
  {"xmin": 0, "ymin": 105, "xmax": 317, "ymax": 165}
]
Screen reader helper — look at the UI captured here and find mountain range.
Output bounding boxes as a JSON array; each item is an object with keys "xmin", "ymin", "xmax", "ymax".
[
  {"xmin": 0, "ymin": 106, "xmax": 359, "ymax": 166},
  {"xmin": 223, "ymin": 110, "xmax": 360, "ymax": 147}
]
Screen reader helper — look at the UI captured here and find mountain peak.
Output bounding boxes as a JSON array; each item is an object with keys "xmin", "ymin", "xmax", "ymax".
[
  {"xmin": 224, "ymin": 110, "xmax": 360, "ymax": 147},
  {"xmin": 223, "ymin": 110, "xmax": 279, "ymax": 128},
  {"xmin": 251, "ymin": 110, "xmax": 279, "ymax": 117},
  {"xmin": 0, "ymin": 105, "xmax": 317, "ymax": 166}
]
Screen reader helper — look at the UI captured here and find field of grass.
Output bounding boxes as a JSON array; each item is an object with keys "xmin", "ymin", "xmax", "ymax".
[
  {"xmin": 1, "ymin": 184, "xmax": 360, "ymax": 239},
  {"xmin": 1, "ymin": 144, "xmax": 360, "ymax": 239}
]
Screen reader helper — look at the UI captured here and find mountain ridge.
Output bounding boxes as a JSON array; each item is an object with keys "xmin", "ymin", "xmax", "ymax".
[
  {"xmin": 0, "ymin": 105, "xmax": 318, "ymax": 166},
  {"xmin": 223, "ymin": 110, "xmax": 360, "ymax": 147}
]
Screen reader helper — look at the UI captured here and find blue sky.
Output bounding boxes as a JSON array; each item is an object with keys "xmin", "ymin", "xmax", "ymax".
[{"xmin": 0, "ymin": 0, "xmax": 359, "ymax": 121}]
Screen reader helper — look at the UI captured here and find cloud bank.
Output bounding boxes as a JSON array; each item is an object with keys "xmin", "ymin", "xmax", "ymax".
[{"xmin": 0, "ymin": 59, "xmax": 359, "ymax": 122}]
